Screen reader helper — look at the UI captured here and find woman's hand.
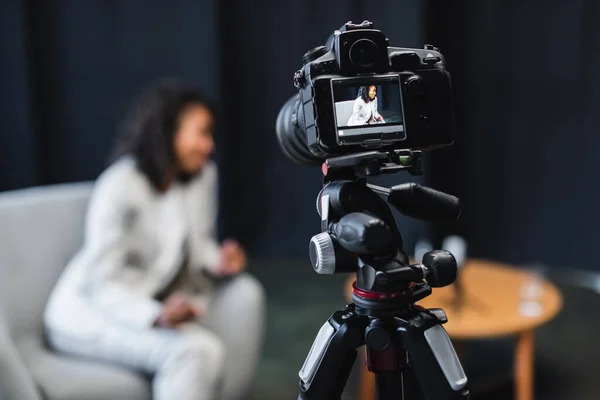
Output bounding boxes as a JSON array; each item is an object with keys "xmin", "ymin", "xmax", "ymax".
[
  {"xmin": 154, "ymin": 291, "xmax": 202, "ymax": 328},
  {"xmin": 215, "ymin": 238, "xmax": 247, "ymax": 276}
]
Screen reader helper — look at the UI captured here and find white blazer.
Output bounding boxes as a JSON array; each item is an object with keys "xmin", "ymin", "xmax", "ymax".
[
  {"xmin": 44, "ymin": 157, "xmax": 222, "ymax": 338},
  {"xmin": 346, "ymin": 97, "xmax": 383, "ymax": 126}
]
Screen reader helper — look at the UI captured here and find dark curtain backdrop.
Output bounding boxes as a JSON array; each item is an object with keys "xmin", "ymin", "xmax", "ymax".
[
  {"xmin": 1, "ymin": 1, "xmax": 599, "ymax": 268},
  {"xmin": 426, "ymin": 1, "xmax": 600, "ymax": 270},
  {"xmin": 1, "ymin": 0, "xmax": 221, "ymax": 187}
]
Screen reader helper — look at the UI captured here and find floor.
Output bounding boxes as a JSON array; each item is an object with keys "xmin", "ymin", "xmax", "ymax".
[{"xmin": 250, "ymin": 260, "xmax": 600, "ymax": 399}]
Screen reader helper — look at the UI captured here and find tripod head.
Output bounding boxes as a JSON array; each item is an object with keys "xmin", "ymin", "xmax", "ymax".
[{"xmin": 309, "ymin": 150, "xmax": 461, "ymax": 309}]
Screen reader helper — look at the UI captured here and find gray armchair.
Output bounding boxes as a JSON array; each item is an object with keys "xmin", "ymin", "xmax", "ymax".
[
  {"xmin": 0, "ymin": 183, "xmax": 151, "ymax": 400},
  {"xmin": 334, "ymin": 100, "xmax": 355, "ymax": 127}
]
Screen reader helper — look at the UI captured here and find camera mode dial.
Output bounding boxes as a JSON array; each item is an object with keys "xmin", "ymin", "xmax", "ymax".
[{"xmin": 302, "ymin": 46, "xmax": 328, "ymax": 65}]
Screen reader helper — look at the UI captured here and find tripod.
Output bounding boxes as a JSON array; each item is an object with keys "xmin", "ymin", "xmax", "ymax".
[{"xmin": 298, "ymin": 151, "xmax": 469, "ymax": 400}]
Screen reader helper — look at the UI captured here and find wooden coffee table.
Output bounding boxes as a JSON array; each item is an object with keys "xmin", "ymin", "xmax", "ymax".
[{"xmin": 345, "ymin": 259, "xmax": 563, "ymax": 400}]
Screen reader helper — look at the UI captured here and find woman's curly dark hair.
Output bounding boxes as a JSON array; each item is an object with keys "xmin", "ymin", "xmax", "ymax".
[
  {"xmin": 357, "ymin": 85, "xmax": 375, "ymax": 103},
  {"xmin": 112, "ymin": 79, "xmax": 216, "ymax": 190}
]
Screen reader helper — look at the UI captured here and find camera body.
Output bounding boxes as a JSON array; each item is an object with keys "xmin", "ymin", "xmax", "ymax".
[{"xmin": 293, "ymin": 21, "xmax": 455, "ymax": 159}]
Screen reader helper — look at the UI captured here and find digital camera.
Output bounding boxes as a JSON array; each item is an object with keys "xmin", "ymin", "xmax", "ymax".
[{"xmin": 276, "ymin": 20, "xmax": 455, "ymax": 165}]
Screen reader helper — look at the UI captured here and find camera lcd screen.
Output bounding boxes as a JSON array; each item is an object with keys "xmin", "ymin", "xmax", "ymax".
[{"xmin": 331, "ymin": 76, "xmax": 406, "ymax": 144}]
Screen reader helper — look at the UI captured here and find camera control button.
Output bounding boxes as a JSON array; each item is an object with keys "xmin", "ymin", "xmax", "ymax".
[
  {"xmin": 405, "ymin": 75, "xmax": 424, "ymax": 94},
  {"xmin": 424, "ymin": 56, "xmax": 441, "ymax": 64},
  {"xmin": 293, "ymin": 70, "xmax": 305, "ymax": 88},
  {"xmin": 391, "ymin": 52, "xmax": 420, "ymax": 71}
]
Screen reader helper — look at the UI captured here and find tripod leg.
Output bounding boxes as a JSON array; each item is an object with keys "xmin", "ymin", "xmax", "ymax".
[
  {"xmin": 298, "ymin": 309, "xmax": 364, "ymax": 400},
  {"xmin": 358, "ymin": 349, "xmax": 376, "ymax": 400},
  {"xmin": 398, "ymin": 311, "xmax": 469, "ymax": 400},
  {"xmin": 401, "ymin": 365, "xmax": 425, "ymax": 400},
  {"xmin": 366, "ymin": 345, "xmax": 423, "ymax": 400},
  {"xmin": 376, "ymin": 371, "xmax": 404, "ymax": 400}
]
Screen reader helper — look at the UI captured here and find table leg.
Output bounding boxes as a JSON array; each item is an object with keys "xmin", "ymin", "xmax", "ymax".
[
  {"xmin": 515, "ymin": 330, "xmax": 534, "ymax": 400},
  {"xmin": 359, "ymin": 347, "xmax": 376, "ymax": 400}
]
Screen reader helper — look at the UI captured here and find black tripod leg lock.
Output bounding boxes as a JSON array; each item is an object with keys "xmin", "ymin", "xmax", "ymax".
[{"xmin": 298, "ymin": 309, "xmax": 363, "ymax": 400}]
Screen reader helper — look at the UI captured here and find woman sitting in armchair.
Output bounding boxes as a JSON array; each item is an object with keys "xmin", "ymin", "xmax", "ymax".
[
  {"xmin": 44, "ymin": 80, "xmax": 265, "ymax": 400},
  {"xmin": 346, "ymin": 85, "xmax": 386, "ymax": 126}
]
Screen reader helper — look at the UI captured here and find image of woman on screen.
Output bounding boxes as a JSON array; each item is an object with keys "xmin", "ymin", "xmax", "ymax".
[{"xmin": 346, "ymin": 85, "xmax": 386, "ymax": 126}]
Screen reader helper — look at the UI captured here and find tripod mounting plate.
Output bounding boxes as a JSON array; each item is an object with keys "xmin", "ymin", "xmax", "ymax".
[{"xmin": 323, "ymin": 149, "xmax": 423, "ymax": 178}]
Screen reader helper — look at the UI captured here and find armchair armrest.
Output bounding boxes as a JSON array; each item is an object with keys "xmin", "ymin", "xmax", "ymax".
[{"xmin": 0, "ymin": 316, "xmax": 42, "ymax": 400}]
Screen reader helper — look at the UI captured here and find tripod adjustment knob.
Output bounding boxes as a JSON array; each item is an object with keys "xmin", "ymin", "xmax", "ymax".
[
  {"xmin": 310, "ymin": 232, "xmax": 336, "ymax": 274},
  {"xmin": 422, "ymin": 250, "xmax": 458, "ymax": 287}
]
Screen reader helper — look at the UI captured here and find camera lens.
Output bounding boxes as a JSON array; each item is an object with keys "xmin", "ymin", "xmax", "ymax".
[
  {"xmin": 275, "ymin": 94, "xmax": 323, "ymax": 166},
  {"xmin": 349, "ymin": 39, "xmax": 379, "ymax": 69}
]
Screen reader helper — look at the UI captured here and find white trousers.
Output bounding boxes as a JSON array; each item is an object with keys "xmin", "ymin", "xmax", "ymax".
[{"xmin": 47, "ymin": 274, "xmax": 265, "ymax": 400}]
